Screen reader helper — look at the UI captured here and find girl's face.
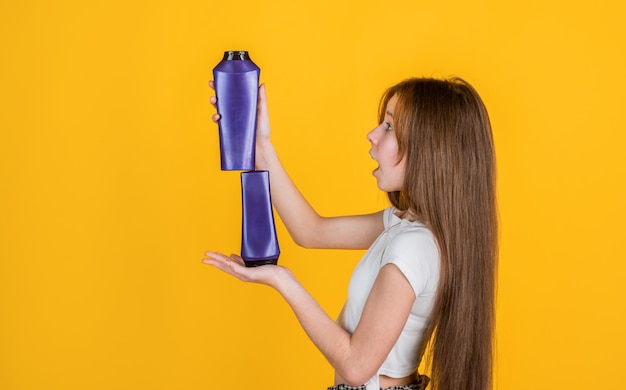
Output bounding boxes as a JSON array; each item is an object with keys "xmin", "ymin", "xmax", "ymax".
[{"xmin": 367, "ymin": 94, "xmax": 406, "ymax": 192}]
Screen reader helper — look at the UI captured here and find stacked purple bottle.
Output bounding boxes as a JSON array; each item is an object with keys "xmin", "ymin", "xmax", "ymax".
[
  {"xmin": 213, "ymin": 51, "xmax": 280, "ymax": 267},
  {"xmin": 213, "ymin": 51, "xmax": 259, "ymax": 171},
  {"xmin": 240, "ymin": 170, "xmax": 280, "ymax": 266}
]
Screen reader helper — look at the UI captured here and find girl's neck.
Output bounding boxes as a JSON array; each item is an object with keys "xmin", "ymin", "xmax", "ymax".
[{"xmin": 395, "ymin": 209, "xmax": 418, "ymax": 222}]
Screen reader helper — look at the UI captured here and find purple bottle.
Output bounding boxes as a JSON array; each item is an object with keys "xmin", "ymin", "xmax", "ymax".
[
  {"xmin": 240, "ymin": 170, "xmax": 280, "ymax": 267},
  {"xmin": 213, "ymin": 51, "xmax": 260, "ymax": 171}
]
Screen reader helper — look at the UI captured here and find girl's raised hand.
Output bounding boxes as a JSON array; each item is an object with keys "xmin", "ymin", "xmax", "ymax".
[{"xmin": 255, "ymin": 84, "xmax": 270, "ymax": 142}]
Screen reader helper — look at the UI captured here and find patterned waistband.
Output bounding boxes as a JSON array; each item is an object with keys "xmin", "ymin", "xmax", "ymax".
[{"xmin": 327, "ymin": 374, "xmax": 430, "ymax": 390}]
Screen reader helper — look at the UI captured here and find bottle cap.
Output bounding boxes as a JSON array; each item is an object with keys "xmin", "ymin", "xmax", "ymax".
[{"xmin": 223, "ymin": 51, "xmax": 250, "ymax": 60}]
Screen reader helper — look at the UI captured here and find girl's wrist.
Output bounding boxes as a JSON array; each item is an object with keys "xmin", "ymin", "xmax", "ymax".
[
  {"xmin": 272, "ymin": 266, "xmax": 298, "ymax": 295},
  {"xmin": 255, "ymin": 139, "xmax": 274, "ymax": 170}
]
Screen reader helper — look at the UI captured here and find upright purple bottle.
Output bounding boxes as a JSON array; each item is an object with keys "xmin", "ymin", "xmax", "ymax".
[
  {"xmin": 213, "ymin": 51, "xmax": 260, "ymax": 171},
  {"xmin": 240, "ymin": 170, "xmax": 280, "ymax": 267}
]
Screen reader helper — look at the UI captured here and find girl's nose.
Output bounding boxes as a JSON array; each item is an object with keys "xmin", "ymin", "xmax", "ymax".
[{"xmin": 367, "ymin": 126, "xmax": 378, "ymax": 144}]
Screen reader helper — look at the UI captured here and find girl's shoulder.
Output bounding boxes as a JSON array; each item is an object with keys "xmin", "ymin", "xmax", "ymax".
[{"xmin": 382, "ymin": 222, "xmax": 440, "ymax": 296}]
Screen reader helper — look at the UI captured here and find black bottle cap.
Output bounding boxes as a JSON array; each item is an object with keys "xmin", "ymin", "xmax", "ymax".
[{"xmin": 223, "ymin": 51, "xmax": 250, "ymax": 60}]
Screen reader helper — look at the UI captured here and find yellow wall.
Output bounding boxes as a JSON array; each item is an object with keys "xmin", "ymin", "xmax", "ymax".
[{"xmin": 1, "ymin": 0, "xmax": 624, "ymax": 389}]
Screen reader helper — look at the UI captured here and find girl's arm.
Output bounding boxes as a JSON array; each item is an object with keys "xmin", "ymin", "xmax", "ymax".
[
  {"xmin": 203, "ymin": 253, "xmax": 415, "ymax": 386},
  {"xmin": 210, "ymin": 82, "xmax": 384, "ymax": 250},
  {"xmin": 256, "ymin": 136, "xmax": 383, "ymax": 249}
]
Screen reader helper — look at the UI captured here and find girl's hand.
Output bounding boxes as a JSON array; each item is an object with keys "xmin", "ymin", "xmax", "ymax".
[
  {"xmin": 254, "ymin": 83, "xmax": 270, "ymax": 143},
  {"xmin": 202, "ymin": 251, "xmax": 290, "ymax": 288}
]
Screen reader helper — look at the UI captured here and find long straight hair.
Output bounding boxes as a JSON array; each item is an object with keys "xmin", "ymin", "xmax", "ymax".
[{"xmin": 379, "ymin": 77, "xmax": 498, "ymax": 390}]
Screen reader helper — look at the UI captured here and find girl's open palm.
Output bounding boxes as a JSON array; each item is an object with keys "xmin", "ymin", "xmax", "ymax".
[{"xmin": 202, "ymin": 251, "xmax": 290, "ymax": 287}]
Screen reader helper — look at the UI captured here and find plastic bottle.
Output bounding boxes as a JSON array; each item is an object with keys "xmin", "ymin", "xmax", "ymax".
[
  {"xmin": 240, "ymin": 170, "xmax": 280, "ymax": 266},
  {"xmin": 212, "ymin": 51, "xmax": 260, "ymax": 171}
]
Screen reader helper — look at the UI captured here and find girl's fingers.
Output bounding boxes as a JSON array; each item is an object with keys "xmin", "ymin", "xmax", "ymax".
[
  {"xmin": 209, "ymin": 81, "xmax": 219, "ymax": 121},
  {"xmin": 203, "ymin": 251, "xmax": 245, "ymax": 271},
  {"xmin": 203, "ymin": 252, "xmax": 241, "ymax": 276},
  {"xmin": 202, "ymin": 257, "xmax": 233, "ymax": 275},
  {"xmin": 230, "ymin": 254, "xmax": 246, "ymax": 266},
  {"xmin": 203, "ymin": 251, "xmax": 226, "ymax": 265}
]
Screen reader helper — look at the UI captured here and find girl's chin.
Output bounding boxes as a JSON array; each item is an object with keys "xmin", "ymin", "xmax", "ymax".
[{"xmin": 375, "ymin": 179, "xmax": 388, "ymax": 192}]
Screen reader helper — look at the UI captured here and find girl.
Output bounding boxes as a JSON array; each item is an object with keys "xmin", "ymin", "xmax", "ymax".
[{"xmin": 204, "ymin": 77, "xmax": 498, "ymax": 390}]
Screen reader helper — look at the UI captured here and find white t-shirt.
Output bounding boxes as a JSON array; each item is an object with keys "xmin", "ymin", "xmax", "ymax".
[{"xmin": 338, "ymin": 207, "xmax": 440, "ymax": 390}]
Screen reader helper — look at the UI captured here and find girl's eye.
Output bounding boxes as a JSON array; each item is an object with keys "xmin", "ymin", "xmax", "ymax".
[{"xmin": 385, "ymin": 122, "xmax": 393, "ymax": 131}]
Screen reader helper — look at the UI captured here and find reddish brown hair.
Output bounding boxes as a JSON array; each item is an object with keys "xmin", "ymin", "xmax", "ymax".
[{"xmin": 378, "ymin": 77, "xmax": 498, "ymax": 390}]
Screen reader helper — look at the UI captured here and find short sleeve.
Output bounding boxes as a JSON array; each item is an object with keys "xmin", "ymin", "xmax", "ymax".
[
  {"xmin": 383, "ymin": 207, "xmax": 396, "ymax": 229},
  {"xmin": 381, "ymin": 228, "xmax": 439, "ymax": 297}
]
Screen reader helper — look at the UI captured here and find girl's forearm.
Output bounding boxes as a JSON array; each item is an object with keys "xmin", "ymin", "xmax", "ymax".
[
  {"xmin": 272, "ymin": 270, "xmax": 375, "ymax": 385},
  {"xmin": 256, "ymin": 140, "xmax": 323, "ymax": 248}
]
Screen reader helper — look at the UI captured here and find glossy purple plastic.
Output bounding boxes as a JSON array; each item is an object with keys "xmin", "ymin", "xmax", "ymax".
[
  {"xmin": 240, "ymin": 170, "xmax": 280, "ymax": 267},
  {"xmin": 213, "ymin": 51, "xmax": 260, "ymax": 171}
]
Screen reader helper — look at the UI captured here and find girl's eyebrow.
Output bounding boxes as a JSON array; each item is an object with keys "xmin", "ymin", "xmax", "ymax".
[{"xmin": 386, "ymin": 110, "xmax": 393, "ymax": 118}]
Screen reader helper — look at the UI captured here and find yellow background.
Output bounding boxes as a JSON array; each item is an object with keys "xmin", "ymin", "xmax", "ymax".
[{"xmin": 1, "ymin": 0, "xmax": 624, "ymax": 389}]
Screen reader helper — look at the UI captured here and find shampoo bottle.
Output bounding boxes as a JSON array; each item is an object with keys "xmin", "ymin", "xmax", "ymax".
[
  {"xmin": 212, "ymin": 51, "xmax": 260, "ymax": 171},
  {"xmin": 240, "ymin": 170, "xmax": 280, "ymax": 267}
]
